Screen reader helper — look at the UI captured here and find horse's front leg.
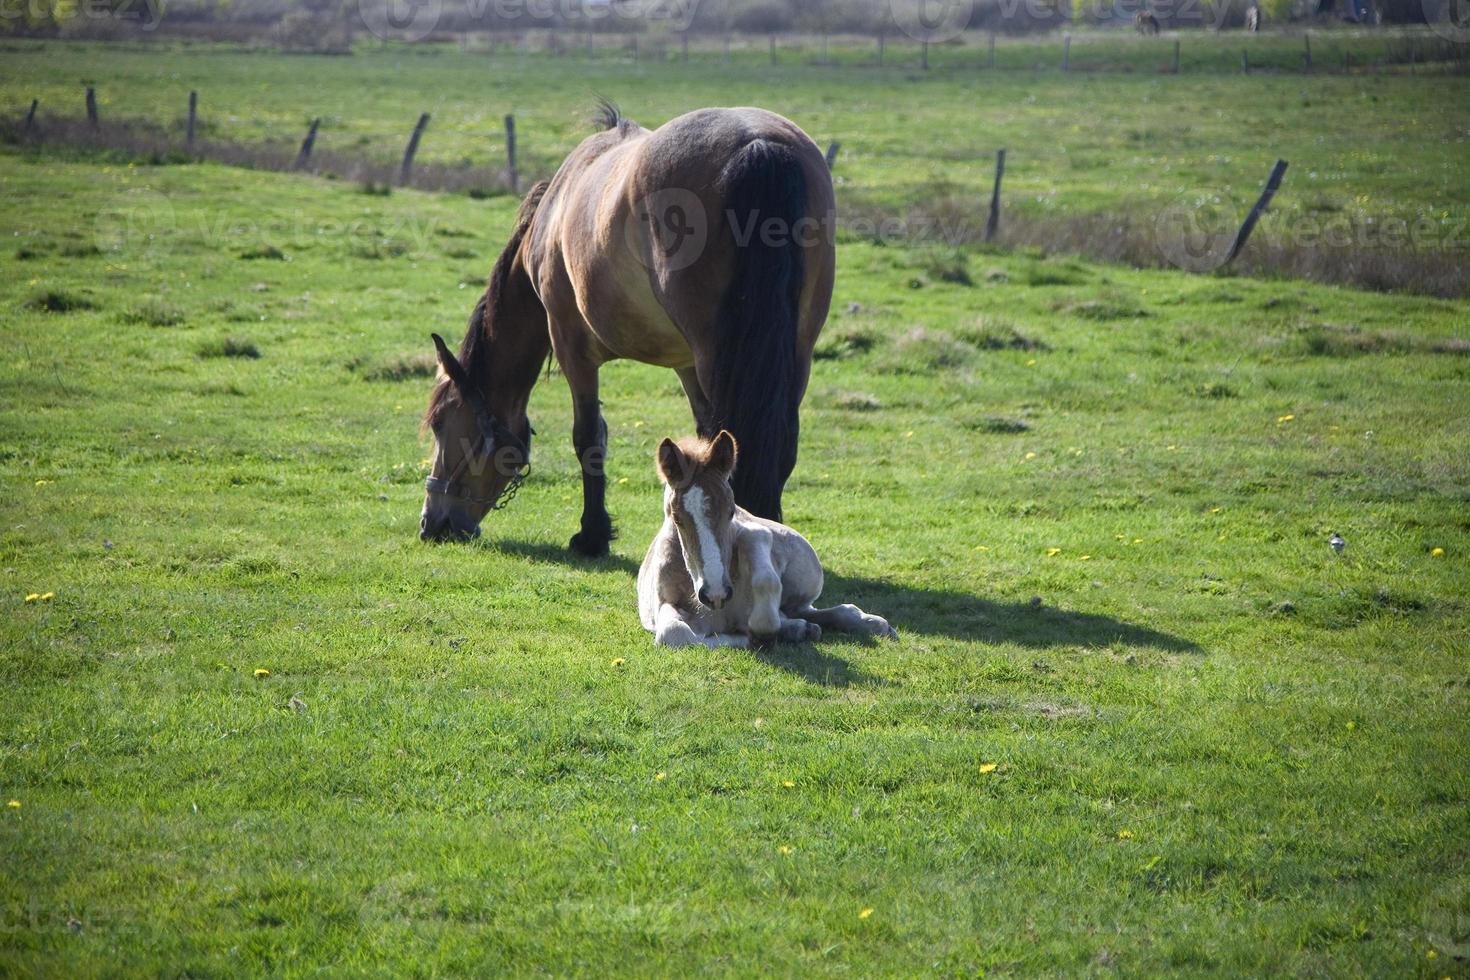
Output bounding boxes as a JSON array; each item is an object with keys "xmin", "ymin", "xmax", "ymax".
[{"xmin": 560, "ymin": 357, "xmax": 614, "ymax": 557}]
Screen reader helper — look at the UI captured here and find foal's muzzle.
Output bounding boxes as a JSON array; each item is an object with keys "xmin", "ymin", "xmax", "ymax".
[{"xmin": 698, "ymin": 583, "xmax": 730, "ymax": 610}]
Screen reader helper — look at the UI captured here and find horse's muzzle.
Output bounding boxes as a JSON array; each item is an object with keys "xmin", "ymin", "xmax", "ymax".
[{"xmin": 419, "ymin": 513, "xmax": 482, "ymax": 543}]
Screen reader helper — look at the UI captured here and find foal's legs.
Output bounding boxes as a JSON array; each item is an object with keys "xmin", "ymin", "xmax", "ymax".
[
  {"xmin": 554, "ymin": 334, "xmax": 613, "ymax": 557},
  {"xmin": 654, "ymin": 602, "xmax": 750, "ymax": 649},
  {"xmin": 742, "ymin": 532, "xmax": 821, "ymax": 645},
  {"xmin": 791, "ymin": 603, "xmax": 898, "ymax": 640}
]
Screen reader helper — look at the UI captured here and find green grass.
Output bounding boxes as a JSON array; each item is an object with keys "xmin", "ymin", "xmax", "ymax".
[
  {"xmin": 2, "ymin": 66, "xmax": 1469, "ymax": 973},
  {"xmin": 3, "ymin": 36, "xmax": 1469, "ymax": 257}
]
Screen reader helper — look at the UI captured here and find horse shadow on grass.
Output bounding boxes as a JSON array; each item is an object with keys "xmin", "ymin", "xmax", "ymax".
[{"xmin": 480, "ymin": 539, "xmax": 1199, "ymax": 687}]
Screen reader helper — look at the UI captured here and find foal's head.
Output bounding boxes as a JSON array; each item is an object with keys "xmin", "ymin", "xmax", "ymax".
[{"xmin": 656, "ymin": 431, "xmax": 739, "ymax": 609}]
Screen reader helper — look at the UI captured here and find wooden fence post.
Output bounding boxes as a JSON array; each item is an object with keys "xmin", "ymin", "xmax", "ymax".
[
  {"xmin": 1173, "ymin": 39, "xmax": 1181, "ymax": 73},
  {"xmin": 504, "ymin": 113, "xmax": 518, "ymax": 194},
  {"xmin": 632, "ymin": 34, "xmax": 639, "ymax": 62},
  {"xmin": 769, "ymin": 34, "xmax": 776, "ymax": 65},
  {"xmin": 85, "ymin": 86, "xmax": 98, "ymax": 128},
  {"xmin": 988, "ymin": 31, "xmax": 996, "ymax": 69},
  {"xmin": 724, "ymin": 35, "xmax": 731, "ymax": 60},
  {"xmin": 681, "ymin": 32, "xmax": 689, "ymax": 62},
  {"xmin": 877, "ymin": 32, "xmax": 885, "ymax": 65},
  {"xmin": 985, "ymin": 149, "xmax": 1007, "ymax": 243},
  {"xmin": 1303, "ymin": 32, "xmax": 1312, "ymax": 69},
  {"xmin": 24, "ymin": 99, "xmax": 38, "ymax": 134},
  {"xmin": 1224, "ymin": 159, "xmax": 1288, "ymax": 265},
  {"xmin": 825, "ymin": 141, "xmax": 840, "ymax": 169},
  {"xmin": 294, "ymin": 117, "xmax": 320, "ymax": 170},
  {"xmin": 398, "ymin": 112, "xmax": 430, "ymax": 187},
  {"xmin": 186, "ymin": 90, "xmax": 197, "ymax": 148},
  {"xmin": 821, "ymin": 33, "xmax": 829, "ymax": 65},
  {"xmin": 1241, "ymin": 48, "xmax": 1249, "ymax": 73},
  {"xmin": 921, "ymin": 40, "xmax": 930, "ymax": 70},
  {"xmin": 1062, "ymin": 33, "xmax": 1070, "ymax": 71}
]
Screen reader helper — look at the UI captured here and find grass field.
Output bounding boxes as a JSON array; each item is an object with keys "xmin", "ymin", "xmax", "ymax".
[
  {"xmin": 4, "ymin": 36, "xmax": 1469, "ymax": 260},
  {"xmin": 2, "ymin": 38, "xmax": 1469, "ymax": 976}
]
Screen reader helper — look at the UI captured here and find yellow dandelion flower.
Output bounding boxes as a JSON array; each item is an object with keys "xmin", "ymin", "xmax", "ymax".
[
  {"xmin": 904, "ymin": 430, "xmax": 914, "ymax": 438},
  {"xmin": 1277, "ymin": 414, "xmax": 1295, "ymax": 424},
  {"xmin": 1079, "ymin": 555, "xmax": 1092, "ymax": 561},
  {"xmin": 1117, "ymin": 829, "xmax": 1134, "ymax": 840},
  {"xmin": 617, "ymin": 477, "xmax": 628, "ymax": 484},
  {"xmin": 40, "ymin": 592, "xmax": 53, "ymax": 601},
  {"xmin": 254, "ymin": 668, "xmax": 270, "ymax": 679},
  {"xmin": 25, "ymin": 593, "xmax": 39, "ymax": 602},
  {"xmin": 1046, "ymin": 547, "xmax": 1062, "ymax": 557},
  {"xmin": 979, "ymin": 763, "xmax": 999, "ymax": 774},
  {"xmin": 654, "ymin": 771, "xmax": 666, "ymax": 781},
  {"xmin": 781, "ymin": 779, "xmax": 795, "ymax": 788},
  {"xmin": 1167, "ymin": 444, "xmax": 1177, "ymax": 451},
  {"xmin": 1209, "ymin": 507, "xmax": 1223, "ymax": 514},
  {"xmin": 778, "ymin": 845, "xmax": 794, "ymax": 855},
  {"xmin": 1345, "ymin": 721, "xmax": 1356, "ymax": 731},
  {"xmin": 859, "ymin": 907, "xmax": 874, "ymax": 919},
  {"xmin": 1024, "ymin": 452, "xmax": 1037, "ymax": 460},
  {"xmin": 974, "ymin": 544, "xmax": 990, "ymax": 551},
  {"xmin": 1427, "ymin": 949, "xmax": 1437, "ymax": 959},
  {"xmin": 6, "ymin": 800, "xmax": 19, "ymax": 809},
  {"xmin": 35, "ymin": 479, "xmax": 52, "ymax": 486},
  {"xmin": 610, "ymin": 657, "xmax": 626, "ymax": 667},
  {"xmin": 1025, "ymin": 358, "xmax": 1037, "ymax": 366},
  {"xmin": 1133, "ymin": 538, "xmax": 1143, "ymax": 544},
  {"xmin": 1430, "ymin": 547, "xmax": 1444, "ymax": 557}
]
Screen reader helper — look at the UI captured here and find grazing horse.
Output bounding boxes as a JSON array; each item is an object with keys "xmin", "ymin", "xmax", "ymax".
[
  {"xmin": 1245, "ymin": 4, "xmax": 1262, "ymax": 30},
  {"xmin": 638, "ymin": 431, "xmax": 898, "ymax": 648},
  {"xmin": 1135, "ymin": 9, "xmax": 1162, "ymax": 33},
  {"xmin": 420, "ymin": 104, "xmax": 836, "ymax": 554}
]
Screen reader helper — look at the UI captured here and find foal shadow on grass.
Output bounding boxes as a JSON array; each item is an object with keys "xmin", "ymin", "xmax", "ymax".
[{"xmin": 824, "ymin": 572, "xmax": 1200, "ymax": 653}]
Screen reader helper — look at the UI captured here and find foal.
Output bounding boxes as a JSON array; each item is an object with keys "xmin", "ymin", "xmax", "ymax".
[{"xmin": 638, "ymin": 432, "xmax": 898, "ymax": 648}]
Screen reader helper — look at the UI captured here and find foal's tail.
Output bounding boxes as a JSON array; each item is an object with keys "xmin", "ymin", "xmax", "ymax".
[{"xmin": 708, "ymin": 138, "xmax": 809, "ymax": 521}]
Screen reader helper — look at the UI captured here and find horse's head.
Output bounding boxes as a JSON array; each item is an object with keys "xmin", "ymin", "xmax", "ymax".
[
  {"xmin": 656, "ymin": 431, "xmax": 738, "ymax": 609},
  {"xmin": 419, "ymin": 333, "xmax": 531, "ymax": 542}
]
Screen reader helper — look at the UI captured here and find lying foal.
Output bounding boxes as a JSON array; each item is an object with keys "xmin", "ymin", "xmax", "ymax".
[{"xmin": 638, "ymin": 431, "xmax": 898, "ymax": 648}]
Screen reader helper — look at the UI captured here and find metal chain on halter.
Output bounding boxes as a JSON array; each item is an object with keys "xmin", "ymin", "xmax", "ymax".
[{"xmin": 489, "ymin": 462, "xmax": 530, "ymax": 512}]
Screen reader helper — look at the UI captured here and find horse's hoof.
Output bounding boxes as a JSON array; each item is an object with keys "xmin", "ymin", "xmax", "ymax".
[
  {"xmin": 568, "ymin": 531, "xmax": 610, "ymax": 558},
  {"xmin": 751, "ymin": 632, "xmax": 778, "ymax": 651}
]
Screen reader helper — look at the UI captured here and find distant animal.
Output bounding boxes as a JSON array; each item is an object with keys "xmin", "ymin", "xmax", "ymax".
[
  {"xmin": 420, "ymin": 102, "xmax": 836, "ymax": 554},
  {"xmin": 1135, "ymin": 9, "xmax": 1161, "ymax": 34},
  {"xmin": 1329, "ymin": 532, "xmax": 1345, "ymax": 554},
  {"xmin": 638, "ymin": 432, "xmax": 898, "ymax": 648},
  {"xmin": 1245, "ymin": 4, "xmax": 1262, "ymax": 30}
]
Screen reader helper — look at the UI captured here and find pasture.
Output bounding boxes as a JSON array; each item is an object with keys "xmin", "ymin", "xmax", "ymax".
[{"xmin": 2, "ymin": 36, "xmax": 1470, "ymax": 975}]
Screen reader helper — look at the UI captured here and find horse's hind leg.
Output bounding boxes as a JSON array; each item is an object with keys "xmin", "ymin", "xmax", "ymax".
[{"xmin": 793, "ymin": 603, "xmax": 898, "ymax": 640}]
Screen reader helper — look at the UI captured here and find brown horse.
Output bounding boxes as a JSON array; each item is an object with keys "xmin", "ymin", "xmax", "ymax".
[{"xmin": 420, "ymin": 103, "xmax": 836, "ymax": 555}]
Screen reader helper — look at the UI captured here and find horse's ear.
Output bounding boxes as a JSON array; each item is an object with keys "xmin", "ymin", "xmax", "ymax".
[
  {"xmin": 709, "ymin": 430, "xmax": 738, "ymax": 479},
  {"xmin": 656, "ymin": 438, "xmax": 685, "ymax": 486},
  {"xmin": 431, "ymin": 333, "xmax": 474, "ymax": 399}
]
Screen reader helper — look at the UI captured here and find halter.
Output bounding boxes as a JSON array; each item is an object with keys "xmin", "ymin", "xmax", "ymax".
[{"xmin": 424, "ymin": 403, "xmax": 532, "ymax": 513}]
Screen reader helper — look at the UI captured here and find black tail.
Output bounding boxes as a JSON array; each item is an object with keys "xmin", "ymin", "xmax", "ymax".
[{"xmin": 707, "ymin": 139, "xmax": 808, "ymax": 521}]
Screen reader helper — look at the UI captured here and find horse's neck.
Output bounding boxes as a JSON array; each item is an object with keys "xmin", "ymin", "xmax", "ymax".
[{"xmin": 476, "ymin": 251, "xmax": 550, "ymax": 418}]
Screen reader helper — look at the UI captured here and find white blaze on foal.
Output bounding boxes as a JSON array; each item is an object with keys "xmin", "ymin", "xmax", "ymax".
[{"xmin": 637, "ymin": 431, "xmax": 899, "ymax": 648}]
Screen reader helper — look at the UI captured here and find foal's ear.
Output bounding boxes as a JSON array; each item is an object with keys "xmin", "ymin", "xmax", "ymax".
[
  {"xmin": 656, "ymin": 438, "xmax": 686, "ymax": 486},
  {"xmin": 709, "ymin": 430, "xmax": 738, "ymax": 479}
]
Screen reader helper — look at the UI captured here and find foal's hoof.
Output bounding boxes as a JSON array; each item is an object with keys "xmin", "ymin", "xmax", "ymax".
[{"xmin": 568, "ymin": 530, "xmax": 610, "ymax": 558}]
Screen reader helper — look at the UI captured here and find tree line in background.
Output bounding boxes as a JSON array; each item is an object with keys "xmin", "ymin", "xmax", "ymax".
[{"xmin": 1, "ymin": 0, "xmax": 1456, "ymax": 46}]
